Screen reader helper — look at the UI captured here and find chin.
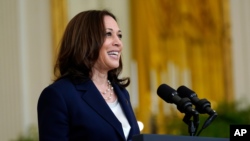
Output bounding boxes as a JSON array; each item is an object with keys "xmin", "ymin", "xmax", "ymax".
[{"xmin": 109, "ymin": 64, "xmax": 119, "ymax": 69}]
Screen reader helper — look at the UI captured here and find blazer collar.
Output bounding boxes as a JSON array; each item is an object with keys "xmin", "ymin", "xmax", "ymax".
[{"xmin": 75, "ymin": 79, "xmax": 126, "ymax": 140}]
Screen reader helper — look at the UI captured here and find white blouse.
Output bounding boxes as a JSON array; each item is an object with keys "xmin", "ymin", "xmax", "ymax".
[{"xmin": 108, "ymin": 99, "xmax": 131, "ymax": 140}]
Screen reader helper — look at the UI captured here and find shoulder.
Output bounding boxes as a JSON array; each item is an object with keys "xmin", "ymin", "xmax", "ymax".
[
  {"xmin": 49, "ymin": 78, "xmax": 74, "ymax": 89},
  {"xmin": 39, "ymin": 78, "xmax": 93, "ymax": 98},
  {"xmin": 43, "ymin": 77, "xmax": 87, "ymax": 93},
  {"xmin": 39, "ymin": 78, "xmax": 76, "ymax": 100}
]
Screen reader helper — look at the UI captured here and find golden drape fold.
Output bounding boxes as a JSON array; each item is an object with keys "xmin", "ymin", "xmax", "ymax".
[
  {"xmin": 50, "ymin": 0, "xmax": 68, "ymax": 64},
  {"xmin": 130, "ymin": 0, "xmax": 233, "ymax": 133}
]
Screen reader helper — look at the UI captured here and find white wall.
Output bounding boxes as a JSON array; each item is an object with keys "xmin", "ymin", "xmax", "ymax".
[
  {"xmin": 230, "ymin": 0, "xmax": 250, "ymax": 108},
  {"xmin": 0, "ymin": 0, "xmax": 52, "ymax": 140}
]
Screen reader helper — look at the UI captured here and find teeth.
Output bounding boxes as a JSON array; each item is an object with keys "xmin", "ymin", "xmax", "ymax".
[{"xmin": 108, "ymin": 51, "xmax": 118, "ymax": 55}]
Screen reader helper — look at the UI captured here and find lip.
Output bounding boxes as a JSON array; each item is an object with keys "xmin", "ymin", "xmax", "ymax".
[
  {"xmin": 107, "ymin": 50, "xmax": 120, "ymax": 59},
  {"xmin": 107, "ymin": 50, "xmax": 120, "ymax": 54},
  {"xmin": 108, "ymin": 49, "xmax": 120, "ymax": 52}
]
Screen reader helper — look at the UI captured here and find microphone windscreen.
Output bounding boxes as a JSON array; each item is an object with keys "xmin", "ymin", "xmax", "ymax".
[
  {"xmin": 177, "ymin": 85, "xmax": 195, "ymax": 98},
  {"xmin": 157, "ymin": 84, "xmax": 177, "ymax": 103}
]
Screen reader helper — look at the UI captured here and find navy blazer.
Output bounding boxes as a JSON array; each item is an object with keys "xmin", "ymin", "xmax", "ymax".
[{"xmin": 37, "ymin": 78, "xmax": 140, "ymax": 141}]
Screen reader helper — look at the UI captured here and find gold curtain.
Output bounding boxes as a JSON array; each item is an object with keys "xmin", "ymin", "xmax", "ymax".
[
  {"xmin": 50, "ymin": 0, "xmax": 68, "ymax": 65},
  {"xmin": 130, "ymin": 0, "xmax": 233, "ymax": 133}
]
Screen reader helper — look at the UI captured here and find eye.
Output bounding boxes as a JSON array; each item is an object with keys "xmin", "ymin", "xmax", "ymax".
[
  {"xmin": 105, "ymin": 32, "xmax": 112, "ymax": 36},
  {"xmin": 118, "ymin": 34, "xmax": 122, "ymax": 39}
]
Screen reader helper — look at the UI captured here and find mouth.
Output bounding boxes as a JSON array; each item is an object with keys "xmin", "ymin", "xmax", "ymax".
[{"xmin": 107, "ymin": 51, "xmax": 119, "ymax": 57}]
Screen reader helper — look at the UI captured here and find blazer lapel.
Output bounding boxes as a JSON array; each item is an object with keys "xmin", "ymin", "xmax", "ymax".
[
  {"xmin": 113, "ymin": 84, "xmax": 138, "ymax": 139},
  {"xmin": 75, "ymin": 80, "xmax": 126, "ymax": 140}
]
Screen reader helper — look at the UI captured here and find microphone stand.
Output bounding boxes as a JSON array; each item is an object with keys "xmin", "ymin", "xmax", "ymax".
[
  {"xmin": 183, "ymin": 109, "xmax": 199, "ymax": 136},
  {"xmin": 194, "ymin": 98, "xmax": 218, "ymax": 136},
  {"xmin": 177, "ymin": 97, "xmax": 200, "ymax": 136},
  {"xmin": 196, "ymin": 112, "xmax": 217, "ymax": 136}
]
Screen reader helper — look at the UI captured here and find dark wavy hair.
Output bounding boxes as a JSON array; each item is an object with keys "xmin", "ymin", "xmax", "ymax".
[{"xmin": 54, "ymin": 9, "xmax": 130, "ymax": 88}]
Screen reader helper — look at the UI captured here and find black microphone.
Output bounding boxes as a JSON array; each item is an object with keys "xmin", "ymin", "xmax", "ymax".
[
  {"xmin": 157, "ymin": 84, "xmax": 200, "ymax": 136},
  {"xmin": 177, "ymin": 85, "xmax": 218, "ymax": 136},
  {"xmin": 177, "ymin": 85, "xmax": 217, "ymax": 116},
  {"xmin": 157, "ymin": 84, "xmax": 196, "ymax": 114}
]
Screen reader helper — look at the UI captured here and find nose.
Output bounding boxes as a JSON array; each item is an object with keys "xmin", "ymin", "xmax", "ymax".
[{"xmin": 112, "ymin": 36, "xmax": 122, "ymax": 47}]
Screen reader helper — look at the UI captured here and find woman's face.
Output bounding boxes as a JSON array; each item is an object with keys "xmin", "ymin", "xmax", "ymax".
[{"xmin": 94, "ymin": 15, "xmax": 123, "ymax": 72}]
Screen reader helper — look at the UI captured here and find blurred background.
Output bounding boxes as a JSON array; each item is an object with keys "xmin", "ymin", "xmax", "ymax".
[{"xmin": 1, "ymin": 0, "xmax": 250, "ymax": 140}]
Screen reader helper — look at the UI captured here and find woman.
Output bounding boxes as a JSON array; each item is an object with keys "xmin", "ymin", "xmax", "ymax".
[{"xmin": 37, "ymin": 9, "xmax": 140, "ymax": 141}]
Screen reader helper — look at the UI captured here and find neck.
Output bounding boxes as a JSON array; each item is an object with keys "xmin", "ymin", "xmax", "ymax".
[{"xmin": 91, "ymin": 67, "xmax": 109, "ymax": 83}]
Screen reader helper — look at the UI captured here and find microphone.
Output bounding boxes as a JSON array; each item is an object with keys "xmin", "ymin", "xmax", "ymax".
[
  {"xmin": 157, "ymin": 84, "xmax": 196, "ymax": 114},
  {"xmin": 157, "ymin": 84, "xmax": 200, "ymax": 136},
  {"xmin": 177, "ymin": 85, "xmax": 216, "ymax": 116},
  {"xmin": 177, "ymin": 85, "xmax": 218, "ymax": 136}
]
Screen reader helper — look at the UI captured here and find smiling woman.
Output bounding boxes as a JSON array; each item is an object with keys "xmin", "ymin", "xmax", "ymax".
[
  {"xmin": 37, "ymin": 9, "xmax": 140, "ymax": 141},
  {"xmin": 93, "ymin": 15, "xmax": 123, "ymax": 86}
]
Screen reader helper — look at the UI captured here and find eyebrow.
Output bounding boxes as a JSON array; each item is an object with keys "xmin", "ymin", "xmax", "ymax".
[{"xmin": 106, "ymin": 28, "xmax": 122, "ymax": 33}]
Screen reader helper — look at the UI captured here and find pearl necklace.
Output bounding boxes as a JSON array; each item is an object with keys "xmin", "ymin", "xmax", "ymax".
[{"xmin": 102, "ymin": 80, "xmax": 113, "ymax": 100}]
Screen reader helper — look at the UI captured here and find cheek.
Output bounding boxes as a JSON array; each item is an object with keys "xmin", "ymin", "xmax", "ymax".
[
  {"xmin": 99, "ymin": 48, "xmax": 107, "ymax": 57},
  {"xmin": 102, "ymin": 39, "xmax": 111, "ymax": 47}
]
